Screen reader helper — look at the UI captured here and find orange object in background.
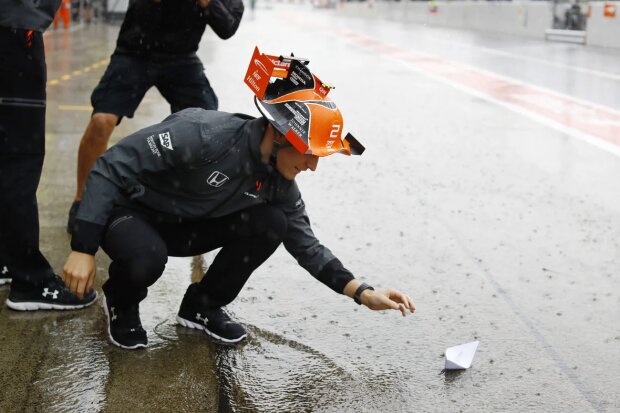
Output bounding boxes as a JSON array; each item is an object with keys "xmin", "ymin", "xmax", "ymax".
[
  {"xmin": 603, "ymin": 2, "xmax": 616, "ymax": 17},
  {"xmin": 53, "ymin": 0, "xmax": 71, "ymax": 30}
]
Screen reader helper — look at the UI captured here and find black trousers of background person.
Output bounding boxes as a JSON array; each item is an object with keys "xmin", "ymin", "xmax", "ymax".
[
  {"xmin": 100, "ymin": 205, "xmax": 288, "ymax": 308},
  {"xmin": 0, "ymin": 27, "xmax": 54, "ymax": 288}
]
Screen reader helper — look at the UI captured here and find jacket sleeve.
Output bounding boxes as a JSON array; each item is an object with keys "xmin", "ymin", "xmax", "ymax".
[
  {"xmin": 71, "ymin": 113, "xmax": 204, "ymax": 254},
  {"xmin": 204, "ymin": 0, "xmax": 244, "ymax": 39},
  {"xmin": 276, "ymin": 181, "xmax": 355, "ymax": 294}
]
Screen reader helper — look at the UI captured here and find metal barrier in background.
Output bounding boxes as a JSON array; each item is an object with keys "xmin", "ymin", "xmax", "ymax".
[
  {"xmin": 545, "ymin": 0, "xmax": 587, "ymax": 43},
  {"xmin": 104, "ymin": 0, "xmax": 128, "ymax": 20}
]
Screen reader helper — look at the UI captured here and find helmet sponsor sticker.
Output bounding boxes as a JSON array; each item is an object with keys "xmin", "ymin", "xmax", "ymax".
[
  {"xmin": 289, "ymin": 61, "xmax": 312, "ymax": 87},
  {"xmin": 254, "ymin": 59, "xmax": 269, "ymax": 75}
]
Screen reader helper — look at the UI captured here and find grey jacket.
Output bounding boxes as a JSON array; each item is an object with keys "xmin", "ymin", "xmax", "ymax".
[
  {"xmin": 0, "ymin": 0, "xmax": 61, "ymax": 31},
  {"xmin": 72, "ymin": 108, "xmax": 354, "ymax": 293}
]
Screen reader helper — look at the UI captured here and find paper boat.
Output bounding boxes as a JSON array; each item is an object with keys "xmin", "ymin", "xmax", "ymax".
[{"xmin": 445, "ymin": 341, "xmax": 479, "ymax": 370}]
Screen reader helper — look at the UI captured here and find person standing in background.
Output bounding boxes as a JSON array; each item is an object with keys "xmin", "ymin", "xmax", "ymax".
[
  {"xmin": 66, "ymin": 0, "xmax": 245, "ymax": 232},
  {"xmin": 0, "ymin": 1, "xmax": 98, "ymax": 309}
]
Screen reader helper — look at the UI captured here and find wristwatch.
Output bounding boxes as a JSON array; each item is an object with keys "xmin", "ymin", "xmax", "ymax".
[{"xmin": 354, "ymin": 283, "xmax": 375, "ymax": 305}]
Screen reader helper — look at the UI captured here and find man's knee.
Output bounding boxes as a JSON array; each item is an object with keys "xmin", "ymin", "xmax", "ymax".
[
  {"xmin": 123, "ymin": 249, "xmax": 168, "ymax": 289},
  {"xmin": 84, "ymin": 113, "xmax": 118, "ymax": 144}
]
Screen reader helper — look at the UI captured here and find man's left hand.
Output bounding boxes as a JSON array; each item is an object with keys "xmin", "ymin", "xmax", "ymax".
[{"xmin": 361, "ymin": 288, "xmax": 415, "ymax": 317}]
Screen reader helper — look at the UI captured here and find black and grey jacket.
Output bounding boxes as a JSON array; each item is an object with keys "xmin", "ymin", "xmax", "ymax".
[{"xmin": 72, "ymin": 108, "xmax": 354, "ymax": 293}]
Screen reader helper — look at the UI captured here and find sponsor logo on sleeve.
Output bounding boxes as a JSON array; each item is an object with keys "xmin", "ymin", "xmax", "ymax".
[
  {"xmin": 146, "ymin": 135, "xmax": 161, "ymax": 157},
  {"xmin": 159, "ymin": 131, "xmax": 173, "ymax": 150},
  {"xmin": 206, "ymin": 171, "xmax": 229, "ymax": 188}
]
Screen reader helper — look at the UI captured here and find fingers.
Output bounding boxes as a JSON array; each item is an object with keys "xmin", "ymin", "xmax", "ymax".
[
  {"xmin": 62, "ymin": 267, "xmax": 88, "ymax": 299},
  {"xmin": 61, "ymin": 266, "xmax": 73, "ymax": 287},
  {"xmin": 407, "ymin": 295, "xmax": 416, "ymax": 313},
  {"xmin": 86, "ymin": 270, "xmax": 96, "ymax": 293},
  {"xmin": 75, "ymin": 278, "xmax": 86, "ymax": 300},
  {"xmin": 71, "ymin": 274, "xmax": 82, "ymax": 297},
  {"xmin": 382, "ymin": 295, "xmax": 402, "ymax": 313},
  {"xmin": 389, "ymin": 289, "xmax": 415, "ymax": 315},
  {"xmin": 396, "ymin": 303, "xmax": 405, "ymax": 317}
]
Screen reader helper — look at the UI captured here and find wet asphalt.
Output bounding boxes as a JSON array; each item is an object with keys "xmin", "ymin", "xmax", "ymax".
[{"xmin": 0, "ymin": 4, "xmax": 619, "ymax": 412}]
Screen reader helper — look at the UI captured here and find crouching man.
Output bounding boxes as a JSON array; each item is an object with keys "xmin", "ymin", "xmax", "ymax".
[{"xmin": 62, "ymin": 48, "xmax": 415, "ymax": 349}]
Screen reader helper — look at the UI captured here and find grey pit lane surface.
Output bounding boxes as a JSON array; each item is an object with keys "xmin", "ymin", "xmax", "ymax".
[{"xmin": 1, "ymin": 4, "xmax": 619, "ymax": 412}]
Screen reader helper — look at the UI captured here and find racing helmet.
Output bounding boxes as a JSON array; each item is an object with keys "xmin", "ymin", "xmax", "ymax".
[{"xmin": 244, "ymin": 47, "xmax": 365, "ymax": 157}]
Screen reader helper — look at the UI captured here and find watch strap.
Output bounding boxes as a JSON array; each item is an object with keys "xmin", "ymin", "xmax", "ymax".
[{"xmin": 354, "ymin": 282, "xmax": 375, "ymax": 305}]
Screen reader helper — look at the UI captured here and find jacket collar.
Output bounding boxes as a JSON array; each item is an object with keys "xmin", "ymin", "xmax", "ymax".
[{"xmin": 246, "ymin": 116, "xmax": 272, "ymax": 174}]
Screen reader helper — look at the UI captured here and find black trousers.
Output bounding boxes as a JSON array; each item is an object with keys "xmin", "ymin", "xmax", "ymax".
[
  {"xmin": 100, "ymin": 205, "xmax": 288, "ymax": 308},
  {"xmin": 0, "ymin": 28, "xmax": 53, "ymax": 287}
]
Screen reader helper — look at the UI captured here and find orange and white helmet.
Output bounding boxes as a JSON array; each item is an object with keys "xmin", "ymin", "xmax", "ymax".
[{"xmin": 244, "ymin": 47, "xmax": 365, "ymax": 157}]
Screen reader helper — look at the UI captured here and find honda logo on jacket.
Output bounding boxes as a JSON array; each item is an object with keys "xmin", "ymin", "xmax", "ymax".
[{"xmin": 207, "ymin": 171, "xmax": 229, "ymax": 187}]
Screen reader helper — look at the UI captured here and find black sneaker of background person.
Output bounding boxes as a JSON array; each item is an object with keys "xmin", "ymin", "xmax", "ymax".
[
  {"xmin": 0, "ymin": 265, "xmax": 11, "ymax": 286},
  {"xmin": 103, "ymin": 296, "xmax": 147, "ymax": 350},
  {"xmin": 6, "ymin": 273, "xmax": 97, "ymax": 311},
  {"xmin": 66, "ymin": 200, "xmax": 80, "ymax": 234},
  {"xmin": 177, "ymin": 283, "xmax": 247, "ymax": 344}
]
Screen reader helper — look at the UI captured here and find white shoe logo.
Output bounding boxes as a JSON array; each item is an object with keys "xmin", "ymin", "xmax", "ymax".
[
  {"xmin": 158, "ymin": 131, "xmax": 173, "ymax": 150},
  {"xmin": 110, "ymin": 307, "xmax": 118, "ymax": 321},
  {"xmin": 1, "ymin": 266, "xmax": 8, "ymax": 275},
  {"xmin": 196, "ymin": 313, "xmax": 208, "ymax": 324},
  {"xmin": 42, "ymin": 288, "xmax": 59, "ymax": 300}
]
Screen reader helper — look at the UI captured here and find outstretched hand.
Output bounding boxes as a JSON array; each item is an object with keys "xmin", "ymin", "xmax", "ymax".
[{"xmin": 361, "ymin": 288, "xmax": 415, "ymax": 317}]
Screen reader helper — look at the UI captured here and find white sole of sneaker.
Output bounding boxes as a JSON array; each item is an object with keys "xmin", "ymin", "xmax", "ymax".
[
  {"xmin": 102, "ymin": 297, "xmax": 147, "ymax": 350},
  {"xmin": 176, "ymin": 315, "xmax": 247, "ymax": 344},
  {"xmin": 6, "ymin": 291, "xmax": 98, "ymax": 311},
  {"xmin": 0, "ymin": 279, "xmax": 11, "ymax": 286}
]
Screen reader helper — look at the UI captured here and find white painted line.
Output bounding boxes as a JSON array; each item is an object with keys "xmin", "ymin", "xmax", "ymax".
[
  {"xmin": 396, "ymin": 57, "xmax": 620, "ymax": 158},
  {"xmin": 442, "ymin": 41, "xmax": 620, "ymax": 82},
  {"xmin": 338, "ymin": 30, "xmax": 620, "ymax": 158}
]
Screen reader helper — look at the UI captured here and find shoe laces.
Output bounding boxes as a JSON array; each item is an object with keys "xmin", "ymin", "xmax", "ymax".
[
  {"xmin": 49, "ymin": 274, "xmax": 72, "ymax": 295},
  {"xmin": 208, "ymin": 308, "xmax": 232, "ymax": 324}
]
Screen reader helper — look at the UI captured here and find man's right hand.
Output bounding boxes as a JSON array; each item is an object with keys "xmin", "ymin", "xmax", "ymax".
[{"xmin": 62, "ymin": 251, "xmax": 97, "ymax": 299}]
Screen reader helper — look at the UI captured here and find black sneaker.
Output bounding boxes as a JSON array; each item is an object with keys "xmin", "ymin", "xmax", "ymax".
[
  {"xmin": 177, "ymin": 284, "xmax": 247, "ymax": 344},
  {"xmin": 6, "ymin": 273, "xmax": 97, "ymax": 311},
  {"xmin": 66, "ymin": 200, "xmax": 80, "ymax": 234},
  {"xmin": 103, "ymin": 296, "xmax": 147, "ymax": 350},
  {"xmin": 0, "ymin": 265, "xmax": 10, "ymax": 286}
]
